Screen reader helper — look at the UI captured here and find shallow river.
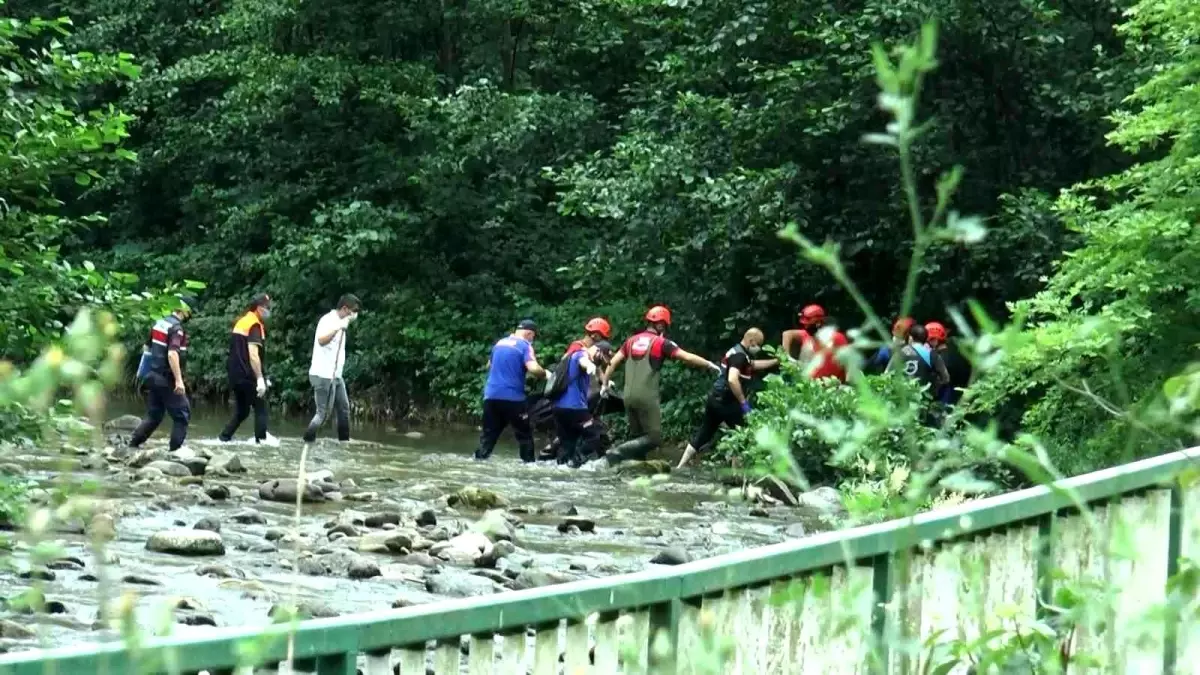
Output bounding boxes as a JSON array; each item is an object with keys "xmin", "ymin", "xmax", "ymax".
[{"xmin": 0, "ymin": 403, "xmax": 825, "ymax": 654}]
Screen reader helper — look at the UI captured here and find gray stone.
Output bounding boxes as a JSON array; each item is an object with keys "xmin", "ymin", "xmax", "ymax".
[
  {"xmin": 614, "ymin": 460, "xmax": 672, "ymax": 477},
  {"xmin": 649, "ymin": 547, "xmax": 691, "ymax": 566},
  {"xmin": 231, "ymin": 509, "xmax": 268, "ymax": 525},
  {"xmin": 357, "ymin": 531, "xmax": 412, "ymax": 554},
  {"xmin": 103, "ymin": 415, "xmax": 143, "ymax": 432},
  {"xmin": 470, "ymin": 510, "xmax": 516, "ymax": 543},
  {"xmin": 194, "ymin": 517, "xmax": 221, "ymax": 533},
  {"xmin": 415, "ymin": 509, "xmax": 437, "ymax": 527},
  {"xmin": 195, "ymin": 564, "xmax": 244, "ymax": 579},
  {"xmin": 127, "ymin": 448, "xmax": 168, "ymax": 468},
  {"xmin": 425, "ymin": 570, "xmax": 498, "ymax": 598},
  {"xmin": 258, "ymin": 479, "xmax": 325, "ymax": 504},
  {"xmin": 348, "ymin": 558, "xmax": 381, "ymax": 580},
  {"xmin": 796, "ymin": 487, "xmax": 846, "ymax": 515},
  {"xmin": 364, "ymin": 511, "xmax": 402, "ymax": 528},
  {"xmin": 557, "ymin": 517, "xmax": 595, "ymax": 533},
  {"xmin": 536, "ymin": 501, "xmax": 578, "ymax": 516},
  {"xmin": 204, "ymin": 484, "xmax": 231, "ymax": 500},
  {"xmin": 146, "ymin": 529, "xmax": 225, "ymax": 556},
  {"xmin": 145, "ymin": 460, "xmax": 192, "ymax": 477},
  {"xmin": 754, "ymin": 476, "xmax": 799, "ymax": 506},
  {"xmin": 783, "ymin": 523, "xmax": 807, "ymax": 539},
  {"xmin": 512, "ymin": 569, "xmax": 578, "ymax": 590},
  {"xmin": 208, "ymin": 453, "xmax": 246, "ymax": 475},
  {"xmin": 447, "ymin": 486, "xmax": 507, "ymax": 510}
]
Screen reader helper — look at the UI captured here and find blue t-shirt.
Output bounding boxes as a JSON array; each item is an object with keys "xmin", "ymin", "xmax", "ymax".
[
  {"xmin": 483, "ymin": 336, "xmax": 535, "ymax": 401},
  {"xmin": 553, "ymin": 351, "xmax": 590, "ymax": 410}
]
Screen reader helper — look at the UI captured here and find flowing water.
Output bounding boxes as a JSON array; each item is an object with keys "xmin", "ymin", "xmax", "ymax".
[{"xmin": 0, "ymin": 402, "xmax": 826, "ymax": 654}]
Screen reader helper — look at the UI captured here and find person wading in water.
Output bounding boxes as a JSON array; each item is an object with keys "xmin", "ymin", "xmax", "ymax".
[
  {"xmin": 474, "ymin": 319, "xmax": 546, "ymax": 462},
  {"xmin": 601, "ymin": 306, "xmax": 720, "ymax": 465},
  {"xmin": 676, "ymin": 328, "xmax": 778, "ymax": 468}
]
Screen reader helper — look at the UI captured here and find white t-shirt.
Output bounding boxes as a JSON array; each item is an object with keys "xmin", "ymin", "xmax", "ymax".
[{"xmin": 309, "ymin": 310, "xmax": 348, "ymax": 379}]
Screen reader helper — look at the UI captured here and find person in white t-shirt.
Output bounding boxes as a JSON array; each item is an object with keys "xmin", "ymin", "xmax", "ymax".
[{"xmin": 302, "ymin": 294, "xmax": 360, "ymax": 443}]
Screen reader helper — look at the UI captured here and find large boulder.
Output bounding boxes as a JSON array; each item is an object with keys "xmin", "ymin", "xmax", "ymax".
[
  {"xmin": 796, "ymin": 487, "xmax": 846, "ymax": 516},
  {"xmin": 470, "ymin": 510, "xmax": 516, "ymax": 543},
  {"xmin": 259, "ymin": 479, "xmax": 326, "ymax": 504},
  {"xmin": 614, "ymin": 460, "xmax": 672, "ymax": 477},
  {"xmin": 430, "ymin": 532, "xmax": 493, "ymax": 566},
  {"xmin": 146, "ymin": 529, "xmax": 225, "ymax": 556},
  {"xmin": 447, "ymin": 486, "xmax": 507, "ymax": 510}
]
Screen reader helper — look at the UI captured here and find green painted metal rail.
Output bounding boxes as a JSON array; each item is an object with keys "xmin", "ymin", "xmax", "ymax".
[{"xmin": 2, "ymin": 447, "xmax": 1199, "ymax": 674}]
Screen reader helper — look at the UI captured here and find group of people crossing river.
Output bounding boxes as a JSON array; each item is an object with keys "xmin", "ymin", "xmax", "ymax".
[
  {"xmin": 124, "ymin": 293, "xmax": 969, "ymax": 466},
  {"xmin": 479, "ymin": 303, "xmax": 971, "ymax": 470}
]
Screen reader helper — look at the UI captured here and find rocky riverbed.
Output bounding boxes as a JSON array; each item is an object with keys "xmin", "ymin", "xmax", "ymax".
[{"xmin": 0, "ymin": 413, "xmax": 845, "ymax": 653}]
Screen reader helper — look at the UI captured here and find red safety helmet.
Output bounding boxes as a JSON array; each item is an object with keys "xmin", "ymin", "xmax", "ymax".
[
  {"xmin": 799, "ymin": 304, "xmax": 826, "ymax": 326},
  {"xmin": 893, "ymin": 317, "xmax": 914, "ymax": 337},
  {"xmin": 925, "ymin": 321, "xmax": 948, "ymax": 343},
  {"xmin": 645, "ymin": 305, "xmax": 672, "ymax": 326},
  {"xmin": 584, "ymin": 317, "xmax": 612, "ymax": 339}
]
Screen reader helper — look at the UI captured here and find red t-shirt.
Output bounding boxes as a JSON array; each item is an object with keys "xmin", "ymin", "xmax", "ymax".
[{"xmin": 800, "ymin": 330, "xmax": 848, "ymax": 382}]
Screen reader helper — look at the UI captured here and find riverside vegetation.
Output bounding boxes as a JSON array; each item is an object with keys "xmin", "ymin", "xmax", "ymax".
[{"xmin": 3, "ymin": 0, "xmax": 1200, "ymax": 671}]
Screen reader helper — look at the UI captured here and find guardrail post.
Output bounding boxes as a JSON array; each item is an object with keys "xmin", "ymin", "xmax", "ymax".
[
  {"xmin": 315, "ymin": 651, "xmax": 358, "ymax": 674},
  {"xmin": 1035, "ymin": 512, "xmax": 1054, "ymax": 620},
  {"xmin": 648, "ymin": 597, "xmax": 681, "ymax": 673},
  {"xmin": 870, "ymin": 554, "xmax": 893, "ymax": 675},
  {"xmin": 1164, "ymin": 482, "xmax": 1183, "ymax": 674}
]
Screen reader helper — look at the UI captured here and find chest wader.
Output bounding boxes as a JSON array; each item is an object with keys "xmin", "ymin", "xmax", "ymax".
[{"xmin": 606, "ymin": 355, "xmax": 663, "ymax": 465}]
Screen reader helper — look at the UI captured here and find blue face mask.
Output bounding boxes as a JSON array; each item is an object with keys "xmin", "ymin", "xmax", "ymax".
[{"xmin": 259, "ymin": 308, "xmax": 271, "ymax": 319}]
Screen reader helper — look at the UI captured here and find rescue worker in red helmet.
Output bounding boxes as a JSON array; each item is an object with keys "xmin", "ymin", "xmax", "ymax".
[
  {"xmin": 601, "ymin": 306, "xmax": 720, "ymax": 465},
  {"xmin": 925, "ymin": 321, "xmax": 970, "ymax": 406},
  {"xmin": 539, "ymin": 317, "xmax": 614, "ymax": 466},
  {"xmin": 781, "ymin": 304, "xmax": 849, "ymax": 383}
]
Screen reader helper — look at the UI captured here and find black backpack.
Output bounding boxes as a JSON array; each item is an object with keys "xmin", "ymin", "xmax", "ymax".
[{"xmin": 544, "ymin": 352, "xmax": 578, "ymax": 401}]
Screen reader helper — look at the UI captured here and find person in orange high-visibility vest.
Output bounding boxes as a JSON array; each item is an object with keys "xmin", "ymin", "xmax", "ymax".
[{"xmin": 219, "ymin": 293, "xmax": 272, "ymax": 443}]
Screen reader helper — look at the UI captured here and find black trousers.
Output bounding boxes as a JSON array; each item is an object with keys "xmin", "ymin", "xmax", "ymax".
[
  {"xmin": 129, "ymin": 373, "xmax": 191, "ymax": 451},
  {"xmin": 474, "ymin": 399, "xmax": 534, "ymax": 462},
  {"xmin": 553, "ymin": 408, "xmax": 606, "ymax": 467},
  {"xmin": 219, "ymin": 380, "xmax": 268, "ymax": 442},
  {"xmin": 689, "ymin": 398, "xmax": 745, "ymax": 452}
]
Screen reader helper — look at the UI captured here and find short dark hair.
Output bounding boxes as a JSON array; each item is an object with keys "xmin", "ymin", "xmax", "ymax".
[
  {"xmin": 338, "ymin": 294, "xmax": 361, "ymax": 311},
  {"xmin": 908, "ymin": 324, "xmax": 928, "ymax": 344},
  {"xmin": 247, "ymin": 292, "xmax": 272, "ymax": 312}
]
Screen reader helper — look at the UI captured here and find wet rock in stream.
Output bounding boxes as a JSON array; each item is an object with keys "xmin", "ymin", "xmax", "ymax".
[
  {"xmin": 146, "ymin": 529, "xmax": 225, "ymax": 556},
  {"xmin": 258, "ymin": 478, "xmax": 325, "ymax": 503}
]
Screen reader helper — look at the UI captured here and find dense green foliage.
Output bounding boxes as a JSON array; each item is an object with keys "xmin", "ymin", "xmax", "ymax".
[
  {"xmin": 965, "ymin": 0, "xmax": 1200, "ymax": 475},
  {"xmin": 3, "ymin": 0, "xmax": 1135, "ymax": 422}
]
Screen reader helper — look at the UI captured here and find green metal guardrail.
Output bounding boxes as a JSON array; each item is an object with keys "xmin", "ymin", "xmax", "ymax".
[{"xmin": 2, "ymin": 448, "xmax": 1198, "ymax": 674}]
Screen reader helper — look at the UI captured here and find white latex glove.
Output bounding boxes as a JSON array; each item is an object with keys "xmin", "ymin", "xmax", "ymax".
[{"xmin": 256, "ymin": 378, "xmax": 267, "ymax": 397}]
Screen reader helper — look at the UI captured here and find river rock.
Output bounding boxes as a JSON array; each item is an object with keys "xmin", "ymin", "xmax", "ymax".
[
  {"xmin": 204, "ymin": 485, "xmax": 230, "ymax": 501},
  {"xmin": 123, "ymin": 573, "xmax": 162, "ymax": 586},
  {"xmin": 399, "ymin": 552, "xmax": 441, "ymax": 569},
  {"xmin": 146, "ymin": 529, "xmax": 225, "ymax": 556},
  {"xmin": 357, "ymin": 531, "xmax": 412, "ymax": 554},
  {"xmin": 649, "ymin": 547, "xmax": 691, "ymax": 566},
  {"xmin": 327, "ymin": 523, "xmax": 361, "ymax": 538},
  {"xmin": 0, "ymin": 619, "xmax": 35, "ymax": 639},
  {"xmin": 46, "ymin": 556, "xmax": 85, "ymax": 571},
  {"xmin": 18, "ymin": 568, "xmax": 54, "ymax": 581},
  {"xmin": 208, "ymin": 453, "xmax": 245, "ymax": 475},
  {"xmin": 173, "ymin": 456, "xmax": 209, "ymax": 476},
  {"xmin": 88, "ymin": 513, "xmax": 117, "ymax": 541},
  {"xmin": 632, "ymin": 526, "xmax": 663, "ymax": 538},
  {"xmin": 513, "ymin": 569, "xmax": 578, "ymax": 590},
  {"xmin": 615, "ymin": 460, "xmax": 672, "ymax": 477},
  {"xmin": 447, "ymin": 486, "xmax": 507, "ymax": 510},
  {"xmin": 231, "ymin": 509, "xmax": 268, "ymax": 525},
  {"xmin": 750, "ymin": 507, "xmax": 770, "ymax": 518},
  {"xmin": 178, "ymin": 612, "xmax": 217, "ymax": 627},
  {"xmin": 364, "ymin": 511, "xmax": 402, "ymax": 528},
  {"xmin": 557, "ymin": 517, "xmax": 595, "ymax": 533},
  {"xmin": 536, "ymin": 501, "xmax": 578, "ymax": 516},
  {"xmin": 196, "ymin": 563, "xmax": 244, "ymax": 579},
  {"xmin": 269, "ymin": 601, "xmax": 339, "ymax": 621},
  {"xmin": 104, "ymin": 415, "xmax": 143, "ymax": 432},
  {"xmin": 425, "ymin": 570, "xmax": 498, "ymax": 598},
  {"xmin": 797, "ymin": 487, "xmax": 846, "ymax": 515},
  {"xmin": 145, "ymin": 460, "xmax": 192, "ymax": 478},
  {"xmin": 415, "ymin": 509, "xmax": 437, "ymax": 527},
  {"xmin": 754, "ymin": 476, "xmax": 799, "ymax": 506},
  {"xmin": 348, "ymin": 558, "xmax": 381, "ymax": 580},
  {"xmin": 470, "ymin": 510, "xmax": 516, "ymax": 543},
  {"xmin": 431, "ymin": 532, "xmax": 493, "ymax": 566},
  {"xmin": 296, "ymin": 557, "xmax": 328, "ymax": 576},
  {"xmin": 258, "ymin": 479, "xmax": 325, "ymax": 504},
  {"xmin": 194, "ymin": 517, "xmax": 221, "ymax": 533},
  {"xmin": 127, "ymin": 448, "xmax": 168, "ymax": 468}
]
